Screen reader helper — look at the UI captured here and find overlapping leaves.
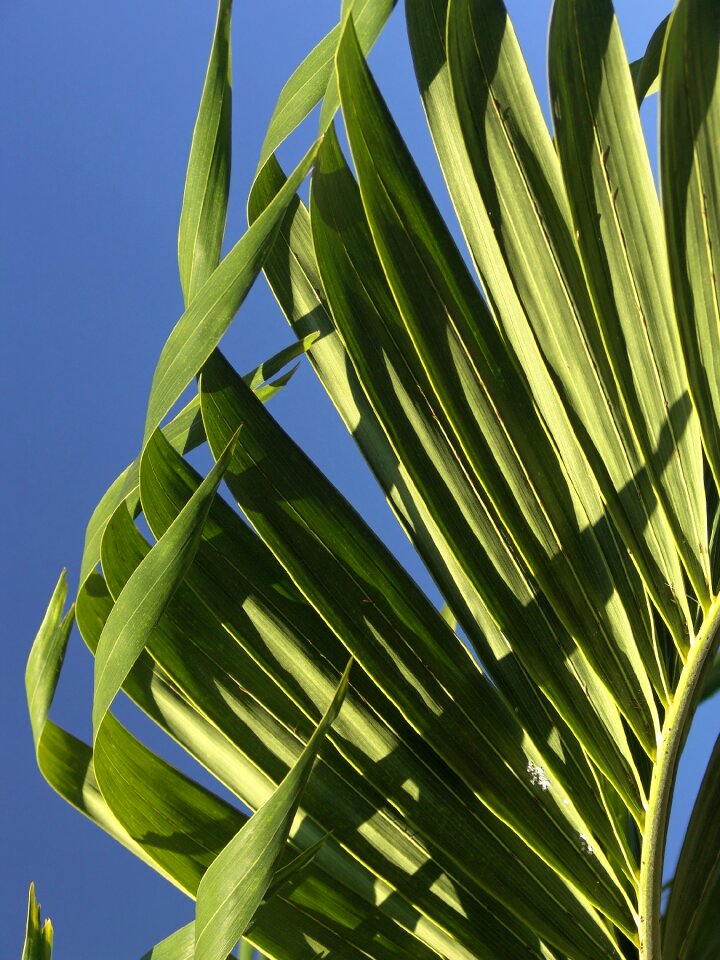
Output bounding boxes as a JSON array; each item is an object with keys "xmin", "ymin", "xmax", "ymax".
[{"xmin": 26, "ymin": 1, "xmax": 720, "ymax": 959}]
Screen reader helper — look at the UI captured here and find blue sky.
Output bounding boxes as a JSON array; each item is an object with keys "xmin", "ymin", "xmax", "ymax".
[{"xmin": 3, "ymin": 1, "xmax": 717, "ymax": 957}]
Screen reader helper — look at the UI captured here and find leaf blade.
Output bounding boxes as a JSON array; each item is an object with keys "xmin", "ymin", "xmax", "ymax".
[
  {"xmin": 144, "ymin": 143, "xmax": 317, "ymax": 445},
  {"xmin": 310, "ymin": 124, "xmax": 646, "ymax": 836},
  {"xmin": 257, "ymin": 0, "xmax": 397, "ymax": 168},
  {"xmin": 91, "ymin": 429, "xmax": 237, "ymax": 738},
  {"xmin": 126, "ymin": 444, "xmax": 570, "ymax": 960},
  {"xmin": 199, "ymin": 349, "xmax": 634, "ymax": 952},
  {"xmin": 661, "ymin": 0, "xmax": 720, "ymax": 497},
  {"xmin": 629, "ymin": 14, "xmax": 670, "ymax": 104},
  {"xmin": 193, "ymin": 664, "xmax": 351, "ymax": 960},
  {"xmin": 663, "ymin": 733, "xmax": 720, "ymax": 959},
  {"xmin": 549, "ymin": 0, "xmax": 709, "ymax": 606},
  {"xmin": 337, "ymin": 11, "xmax": 658, "ymax": 760},
  {"xmin": 439, "ymin": 0, "xmax": 692, "ymax": 649},
  {"xmin": 21, "ymin": 885, "xmax": 52, "ymax": 960},
  {"xmin": 178, "ymin": 0, "xmax": 233, "ymax": 304}
]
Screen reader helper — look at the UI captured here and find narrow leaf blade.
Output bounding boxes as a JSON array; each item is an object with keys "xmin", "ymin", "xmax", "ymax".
[
  {"xmin": 21, "ymin": 885, "xmax": 53, "ymax": 960},
  {"xmin": 549, "ymin": 0, "xmax": 709, "ymax": 605},
  {"xmin": 193, "ymin": 664, "xmax": 351, "ymax": 960},
  {"xmin": 661, "ymin": 0, "xmax": 720, "ymax": 496},
  {"xmin": 629, "ymin": 14, "xmax": 670, "ymax": 104},
  {"xmin": 257, "ymin": 0, "xmax": 397, "ymax": 168},
  {"xmin": 91, "ymin": 429, "xmax": 237, "ymax": 737},
  {"xmin": 178, "ymin": 0, "xmax": 233, "ymax": 304},
  {"xmin": 664, "ymin": 733, "xmax": 720, "ymax": 959},
  {"xmin": 144, "ymin": 143, "xmax": 317, "ymax": 445}
]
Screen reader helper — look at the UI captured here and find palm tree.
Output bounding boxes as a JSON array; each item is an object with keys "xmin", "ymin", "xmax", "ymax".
[{"xmin": 26, "ymin": 0, "xmax": 720, "ymax": 958}]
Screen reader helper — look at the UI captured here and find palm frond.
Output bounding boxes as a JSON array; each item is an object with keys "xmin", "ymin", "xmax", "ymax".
[{"xmin": 27, "ymin": 2, "xmax": 720, "ymax": 958}]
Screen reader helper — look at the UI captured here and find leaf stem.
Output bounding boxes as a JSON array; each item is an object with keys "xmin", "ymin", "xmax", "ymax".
[{"xmin": 639, "ymin": 592, "xmax": 720, "ymax": 958}]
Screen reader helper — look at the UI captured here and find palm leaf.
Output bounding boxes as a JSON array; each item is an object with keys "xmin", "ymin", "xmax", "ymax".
[
  {"xmin": 21, "ymin": 886, "xmax": 52, "ymax": 960},
  {"xmin": 663, "ymin": 733, "xmax": 720, "ymax": 959},
  {"xmin": 143, "ymin": 144, "xmax": 318, "ymax": 444},
  {"xmin": 198, "ymin": 347, "xmax": 634, "ymax": 951},
  {"xmin": 27, "ymin": 2, "xmax": 720, "ymax": 959},
  {"xmin": 549, "ymin": 0, "xmax": 709, "ymax": 608},
  {"xmin": 662, "ymin": 0, "xmax": 720, "ymax": 501},
  {"xmin": 91, "ymin": 427, "xmax": 237, "ymax": 737},
  {"xmin": 177, "ymin": 0, "xmax": 233, "ymax": 304},
  {"xmin": 334, "ymin": 16, "xmax": 657, "ymax": 780},
  {"xmin": 257, "ymin": 0, "xmax": 397, "ymax": 167},
  {"xmin": 629, "ymin": 14, "xmax": 670, "ymax": 104}
]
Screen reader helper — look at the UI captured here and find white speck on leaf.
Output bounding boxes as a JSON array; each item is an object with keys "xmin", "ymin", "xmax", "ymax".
[
  {"xmin": 579, "ymin": 833, "xmax": 594, "ymax": 856},
  {"xmin": 527, "ymin": 760, "xmax": 551, "ymax": 791}
]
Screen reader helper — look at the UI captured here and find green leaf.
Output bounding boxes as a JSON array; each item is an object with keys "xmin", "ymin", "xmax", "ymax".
[
  {"xmin": 26, "ymin": 577, "xmax": 177, "ymax": 885},
  {"xmin": 78, "ymin": 338, "xmax": 310, "ymax": 590},
  {"xmin": 337, "ymin": 14, "xmax": 658, "ymax": 763},
  {"xmin": 144, "ymin": 142, "xmax": 318, "ymax": 445},
  {"xmin": 80, "ymin": 571, "xmax": 442, "ymax": 960},
  {"xmin": 242, "ymin": 333, "xmax": 318, "ymax": 392},
  {"xmin": 79, "ymin": 569, "xmax": 443, "ymax": 960},
  {"xmin": 39, "ymin": 722, "xmax": 178, "ymax": 879},
  {"xmin": 661, "ymin": 0, "xmax": 720, "ymax": 497},
  {"xmin": 251, "ymin": 150, "xmax": 496, "ymax": 671},
  {"xmin": 94, "ymin": 711, "xmax": 243, "ymax": 895},
  {"xmin": 193, "ymin": 663, "xmax": 351, "ymax": 960},
  {"xmin": 252, "ymin": 155, "xmax": 633, "ymax": 897},
  {"xmin": 78, "ymin": 395, "xmax": 205, "ymax": 587},
  {"xmin": 121, "ymin": 441, "xmax": 567, "ymax": 960},
  {"xmin": 409, "ymin": 0, "xmax": 669, "ymax": 704},
  {"xmin": 629, "ymin": 14, "xmax": 670, "ymax": 104},
  {"xmin": 310, "ymin": 125, "xmax": 644, "ymax": 847},
  {"xmin": 312, "ymin": 125, "xmax": 639, "ymax": 884},
  {"xmin": 140, "ymin": 923, "xmax": 196, "ymax": 960},
  {"xmin": 91, "ymin": 429, "xmax": 238, "ymax": 738},
  {"xmin": 434, "ymin": 0, "xmax": 692, "ymax": 651},
  {"xmin": 104, "ymin": 441, "xmax": 509, "ymax": 959},
  {"xmin": 139, "ymin": 925, "xmax": 247, "ymax": 960},
  {"xmin": 21, "ymin": 885, "xmax": 52, "ymax": 960},
  {"xmin": 199, "ymin": 349, "xmax": 634, "ymax": 954},
  {"xmin": 549, "ymin": 0, "xmax": 709, "ymax": 607},
  {"xmin": 178, "ymin": 0, "xmax": 233, "ymax": 305},
  {"xmin": 26, "ymin": 572, "xmax": 74, "ymax": 750},
  {"xmin": 250, "ymin": 161, "xmax": 445, "ymax": 614},
  {"xmin": 263, "ymin": 832, "xmax": 331, "ymax": 900},
  {"xmin": 256, "ymin": 0, "xmax": 397, "ymax": 169},
  {"xmin": 664, "ymin": 733, "xmax": 720, "ymax": 960}
]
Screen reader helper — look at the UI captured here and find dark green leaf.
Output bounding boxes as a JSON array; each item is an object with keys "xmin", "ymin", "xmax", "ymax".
[
  {"xmin": 310, "ymin": 124, "xmax": 644, "ymax": 849},
  {"xmin": 629, "ymin": 14, "xmax": 670, "ymax": 104},
  {"xmin": 129, "ymin": 442, "xmax": 568, "ymax": 960},
  {"xmin": 663, "ymin": 733, "xmax": 720, "ymax": 959},
  {"xmin": 26, "ymin": 572, "xmax": 74, "ymax": 750},
  {"xmin": 337, "ymin": 12, "xmax": 658, "ymax": 764},
  {"xmin": 199, "ymin": 348, "xmax": 633, "ymax": 953}
]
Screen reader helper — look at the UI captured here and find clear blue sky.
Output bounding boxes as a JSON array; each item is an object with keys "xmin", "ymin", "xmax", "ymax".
[{"xmin": 3, "ymin": 1, "xmax": 716, "ymax": 957}]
